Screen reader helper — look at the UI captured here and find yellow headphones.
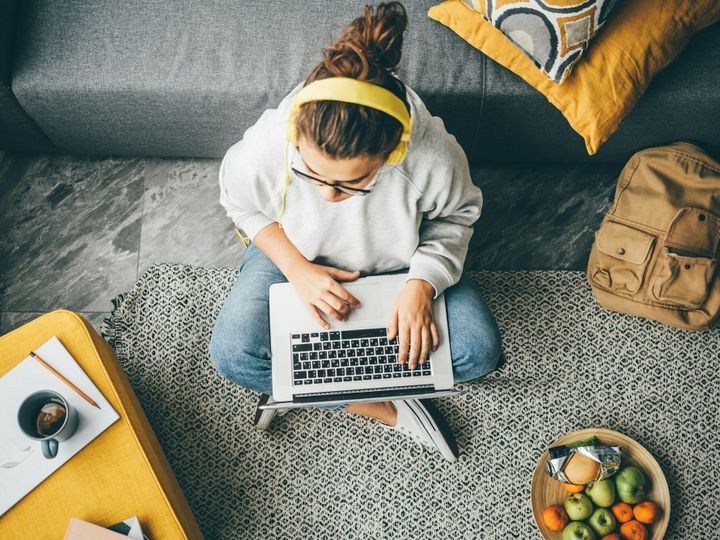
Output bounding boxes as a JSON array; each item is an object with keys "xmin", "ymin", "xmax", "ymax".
[
  {"xmin": 286, "ymin": 77, "xmax": 412, "ymax": 162},
  {"xmin": 235, "ymin": 77, "xmax": 412, "ymax": 247}
]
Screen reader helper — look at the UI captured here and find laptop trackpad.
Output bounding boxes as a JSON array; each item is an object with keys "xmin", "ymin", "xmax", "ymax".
[{"xmin": 343, "ymin": 283, "xmax": 385, "ymax": 322}]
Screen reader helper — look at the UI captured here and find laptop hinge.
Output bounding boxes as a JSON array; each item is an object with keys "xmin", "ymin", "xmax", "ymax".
[{"xmin": 293, "ymin": 385, "xmax": 436, "ymax": 403}]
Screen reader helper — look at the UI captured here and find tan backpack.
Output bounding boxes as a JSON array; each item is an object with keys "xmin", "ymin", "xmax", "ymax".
[{"xmin": 588, "ymin": 142, "xmax": 720, "ymax": 330}]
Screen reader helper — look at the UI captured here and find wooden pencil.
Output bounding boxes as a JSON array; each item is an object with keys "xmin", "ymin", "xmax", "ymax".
[{"xmin": 30, "ymin": 351, "xmax": 101, "ymax": 409}]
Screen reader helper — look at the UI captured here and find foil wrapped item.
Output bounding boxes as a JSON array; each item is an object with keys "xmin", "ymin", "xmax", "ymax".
[{"xmin": 546, "ymin": 436, "xmax": 622, "ymax": 484}]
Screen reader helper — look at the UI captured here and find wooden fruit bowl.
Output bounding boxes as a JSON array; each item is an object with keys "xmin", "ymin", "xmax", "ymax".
[{"xmin": 531, "ymin": 428, "xmax": 670, "ymax": 539}]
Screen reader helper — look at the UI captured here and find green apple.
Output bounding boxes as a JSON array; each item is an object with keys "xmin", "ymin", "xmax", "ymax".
[
  {"xmin": 564, "ymin": 493, "xmax": 593, "ymax": 521},
  {"xmin": 585, "ymin": 479, "xmax": 616, "ymax": 507},
  {"xmin": 562, "ymin": 521, "xmax": 596, "ymax": 540},
  {"xmin": 615, "ymin": 466, "xmax": 647, "ymax": 504},
  {"xmin": 588, "ymin": 508, "xmax": 617, "ymax": 536}
]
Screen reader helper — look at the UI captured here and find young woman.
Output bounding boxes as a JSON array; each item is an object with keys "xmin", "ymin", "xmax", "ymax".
[{"xmin": 210, "ymin": 2, "xmax": 501, "ymax": 462}]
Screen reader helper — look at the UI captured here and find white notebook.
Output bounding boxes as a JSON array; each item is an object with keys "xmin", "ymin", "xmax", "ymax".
[{"xmin": 0, "ymin": 336, "xmax": 119, "ymax": 516}]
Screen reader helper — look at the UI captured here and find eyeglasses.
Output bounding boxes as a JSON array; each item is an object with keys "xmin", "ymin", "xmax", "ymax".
[
  {"xmin": 290, "ymin": 167, "xmax": 378, "ymax": 195},
  {"xmin": 290, "ymin": 147, "xmax": 382, "ymax": 196}
]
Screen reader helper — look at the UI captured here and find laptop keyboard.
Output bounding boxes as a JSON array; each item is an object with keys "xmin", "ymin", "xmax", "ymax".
[{"xmin": 290, "ymin": 328, "xmax": 432, "ymax": 386}]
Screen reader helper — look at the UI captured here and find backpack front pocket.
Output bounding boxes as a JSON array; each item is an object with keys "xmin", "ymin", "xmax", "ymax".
[
  {"xmin": 590, "ymin": 220, "xmax": 656, "ymax": 295},
  {"xmin": 648, "ymin": 207, "xmax": 719, "ymax": 309},
  {"xmin": 665, "ymin": 207, "xmax": 720, "ymax": 257},
  {"xmin": 650, "ymin": 249, "xmax": 717, "ymax": 309}
]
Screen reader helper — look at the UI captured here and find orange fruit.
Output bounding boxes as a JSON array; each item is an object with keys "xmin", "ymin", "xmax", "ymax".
[
  {"xmin": 612, "ymin": 501, "xmax": 634, "ymax": 523},
  {"xmin": 633, "ymin": 501, "xmax": 661, "ymax": 524},
  {"xmin": 562, "ymin": 482, "xmax": 586, "ymax": 493},
  {"xmin": 601, "ymin": 534, "xmax": 621, "ymax": 540},
  {"xmin": 543, "ymin": 504, "xmax": 569, "ymax": 532},
  {"xmin": 620, "ymin": 520, "xmax": 648, "ymax": 540}
]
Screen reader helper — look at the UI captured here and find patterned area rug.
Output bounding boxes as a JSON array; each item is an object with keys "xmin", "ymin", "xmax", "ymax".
[{"xmin": 101, "ymin": 264, "xmax": 720, "ymax": 539}]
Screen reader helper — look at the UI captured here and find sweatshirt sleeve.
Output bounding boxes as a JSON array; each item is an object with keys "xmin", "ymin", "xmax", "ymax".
[
  {"xmin": 405, "ymin": 132, "xmax": 483, "ymax": 298},
  {"xmin": 218, "ymin": 108, "xmax": 287, "ymax": 241}
]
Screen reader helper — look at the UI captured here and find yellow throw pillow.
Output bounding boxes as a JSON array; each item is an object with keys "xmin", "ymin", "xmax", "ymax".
[{"xmin": 428, "ymin": 0, "xmax": 720, "ymax": 155}]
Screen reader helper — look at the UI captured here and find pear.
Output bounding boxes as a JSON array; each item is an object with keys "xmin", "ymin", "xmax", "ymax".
[{"xmin": 585, "ymin": 479, "xmax": 616, "ymax": 507}]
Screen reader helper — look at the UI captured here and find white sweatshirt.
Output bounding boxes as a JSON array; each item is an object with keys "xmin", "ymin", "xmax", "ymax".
[{"xmin": 218, "ymin": 80, "xmax": 483, "ymax": 298}]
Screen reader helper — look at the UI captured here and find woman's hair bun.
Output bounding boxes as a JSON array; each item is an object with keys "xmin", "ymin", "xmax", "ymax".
[{"xmin": 322, "ymin": 2, "xmax": 408, "ymax": 78}]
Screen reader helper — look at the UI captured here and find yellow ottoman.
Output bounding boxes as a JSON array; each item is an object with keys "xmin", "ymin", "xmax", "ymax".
[{"xmin": 0, "ymin": 310, "xmax": 204, "ymax": 539}]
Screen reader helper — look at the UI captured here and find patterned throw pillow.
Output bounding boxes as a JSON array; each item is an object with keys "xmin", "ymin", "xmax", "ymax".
[{"xmin": 466, "ymin": 0, "xmax": 619, "ymax": 83}]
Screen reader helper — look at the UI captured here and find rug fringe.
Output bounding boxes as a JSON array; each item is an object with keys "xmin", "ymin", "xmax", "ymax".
[{"xmin": 100, "ymin": 292, "xmax": 128, "ymax": 346}]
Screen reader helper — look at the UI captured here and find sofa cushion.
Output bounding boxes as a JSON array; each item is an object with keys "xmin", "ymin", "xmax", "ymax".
[
  {"xmin": 10, "ymin": 0, "xmax": 484, "ymax": 159},
  {"xmin": 11, "ymin": 1, "xmax": 720, "ymax": 162}
]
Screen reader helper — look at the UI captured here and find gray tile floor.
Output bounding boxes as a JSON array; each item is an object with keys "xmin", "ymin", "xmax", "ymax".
[{"xmin": 0, "ymin": 152, "xmax": 621, "ymax": 334}]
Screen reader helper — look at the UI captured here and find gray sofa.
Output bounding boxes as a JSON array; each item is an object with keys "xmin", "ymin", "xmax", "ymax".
[{"xmin": 2, "ymin": 0, "xmax": 719, "ymax": 162}]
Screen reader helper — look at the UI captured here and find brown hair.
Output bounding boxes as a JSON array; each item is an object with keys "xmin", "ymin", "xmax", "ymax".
[{"xmin": 295, "ymin": 2, "xmax": 409, "ymax": 161}]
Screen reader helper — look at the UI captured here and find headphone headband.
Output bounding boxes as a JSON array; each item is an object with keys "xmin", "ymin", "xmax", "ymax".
[{"xmin": 290, "ymin": 77, "xmax": 412, "ymax": 142}]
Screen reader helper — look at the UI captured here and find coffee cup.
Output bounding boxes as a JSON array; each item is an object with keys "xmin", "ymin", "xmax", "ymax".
[{"xmin": 17, "ymin": 390, "xmax": 78, "ymax": 459}]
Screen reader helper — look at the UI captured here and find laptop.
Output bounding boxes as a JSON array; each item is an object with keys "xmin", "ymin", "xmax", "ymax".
[{"xmin": 261, "ymin": 272, "xmax": 462, "ymax": 410}]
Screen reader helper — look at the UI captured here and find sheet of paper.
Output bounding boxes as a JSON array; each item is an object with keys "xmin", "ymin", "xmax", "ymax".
[
  {"xmin": 125, "ymin": 516, "xmax": 145, "ymax": 540},
  {"xmin": 0, "ymin": 336, "xmax": 119, "ymax": 516}
]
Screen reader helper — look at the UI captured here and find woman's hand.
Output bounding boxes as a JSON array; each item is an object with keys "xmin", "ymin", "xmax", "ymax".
[
  {"xmin": 387, "ymin": 279, "xmax": 439, "ymax": 369},
  {"xmin": 286, "ymin": 261, "xmax": 362, "ymax": 329}
]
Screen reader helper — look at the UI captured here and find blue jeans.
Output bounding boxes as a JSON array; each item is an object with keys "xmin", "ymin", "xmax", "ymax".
[{"xmin": 209, "ymin": 243, "xmax": 502, "ymax": 409}]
